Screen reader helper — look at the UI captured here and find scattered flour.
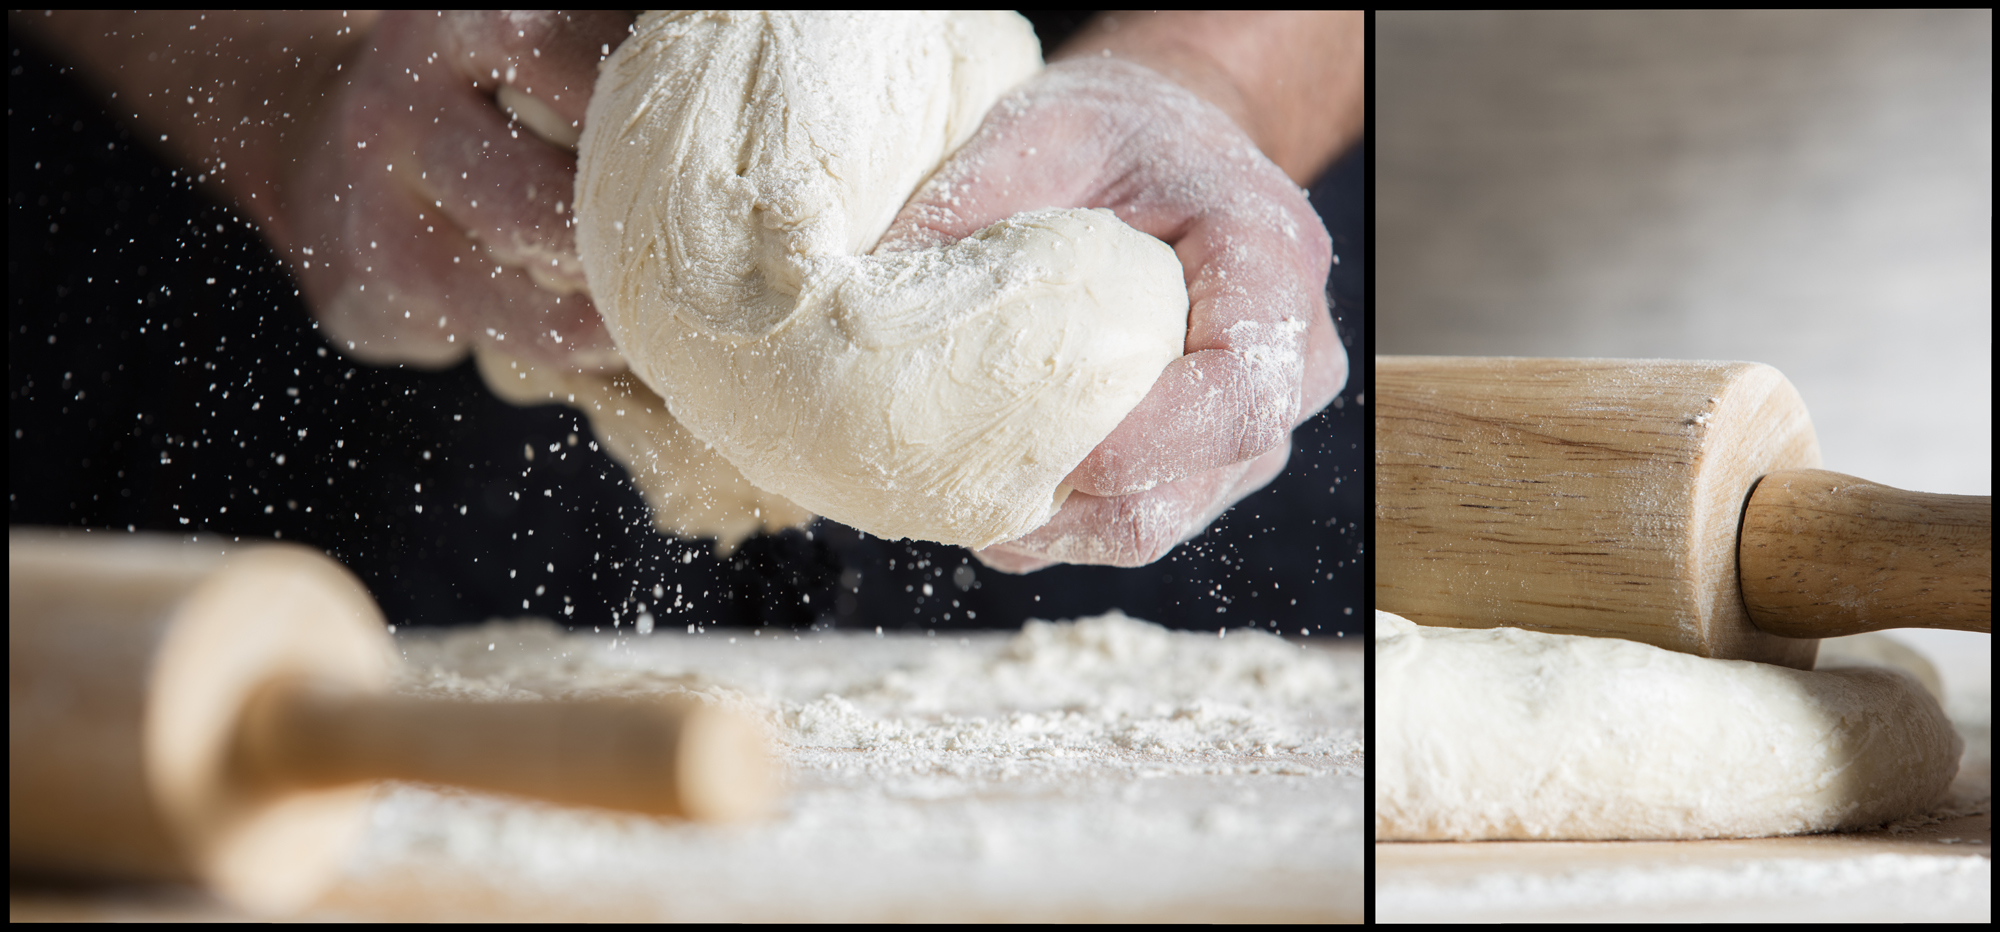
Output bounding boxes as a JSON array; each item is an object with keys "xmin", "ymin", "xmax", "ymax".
[{"xmin": 321, "ymin": 612, "xmax": 1361, "ymax": 921}]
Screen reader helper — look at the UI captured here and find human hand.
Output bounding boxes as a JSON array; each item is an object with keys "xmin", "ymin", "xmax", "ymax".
[
  {"xmin": 877, "ymin": 56, "xmax": 1348, "ymax": 572},
  {"xmin": 283, "ymin": 10, "xmax": 633, "ymax": 369}
]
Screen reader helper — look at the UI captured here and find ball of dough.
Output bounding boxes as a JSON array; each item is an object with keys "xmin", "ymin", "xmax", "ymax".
[
  {"xmin": 576, "ymin": 11, "xmax": 1189, "ymax": 549},
  {"xmin": 1374, "ymin": 611, "xmax": 1961, "ymax": 841}
]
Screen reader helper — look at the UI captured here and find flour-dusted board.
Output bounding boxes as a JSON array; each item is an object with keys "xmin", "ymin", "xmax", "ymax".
[
  {"xmin": 1377, "ymin": 813, "xmax": 1989, "ymax": 922},
  {"xmin": 12, "ymin": 613, "xmax": 1362, "ymax": 922}
]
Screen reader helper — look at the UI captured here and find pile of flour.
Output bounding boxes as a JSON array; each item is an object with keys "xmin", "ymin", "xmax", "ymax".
[{"xmin": 322, "ymin": 612, "xmax": 1361, "ymax": 921}]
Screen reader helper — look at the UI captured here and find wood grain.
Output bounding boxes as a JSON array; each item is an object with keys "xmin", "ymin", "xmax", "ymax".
[
  {"xmin": 1376, "ymin": 356, "xmax": 1821, "ymax": 667},
  {"xmin": 1741, "ymin": 469, "xmax": 1992, "ymax": 636}
]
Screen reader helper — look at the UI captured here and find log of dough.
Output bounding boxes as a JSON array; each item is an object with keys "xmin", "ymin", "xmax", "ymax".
[{"xmin": 1374, "ymin": 611, "xmax": 1962, "ymax": 841}]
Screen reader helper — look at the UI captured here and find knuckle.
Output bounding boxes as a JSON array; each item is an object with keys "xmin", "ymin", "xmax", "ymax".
[
  {"xmin": 1232, "ymin": 353, "xmax": 1300, "ymax": 460},
  {"xmin": 1240, "ymin": 419, "xmax": 1287, "ymax": 462},
  {"xmin": 1108, "ymin": 495, "xmax": 1183, "ymax": 568}
]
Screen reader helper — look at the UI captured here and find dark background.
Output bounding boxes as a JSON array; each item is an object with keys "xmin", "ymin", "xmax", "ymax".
[{"xmin": 8, "ymin": 19, "xmax": 1366, "ymax": 638}]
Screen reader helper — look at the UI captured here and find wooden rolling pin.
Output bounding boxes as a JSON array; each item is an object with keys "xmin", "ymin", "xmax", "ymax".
[
  {"xmin": 8, "ymin": 528, "xmax": 774, "ymax": 916},
  {"xmin": 1376, "ymin": 357, "xmax": 1990, "ymax": 670}
]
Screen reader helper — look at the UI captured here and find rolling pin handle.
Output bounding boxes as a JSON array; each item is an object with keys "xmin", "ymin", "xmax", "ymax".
[
  {"xmin": 235, "ymin": 677, "xmax": 773, "ymax": 822},
  {"xmin": 1739, "ymin": 468, "xmax": 1992, "ymax": 638}
]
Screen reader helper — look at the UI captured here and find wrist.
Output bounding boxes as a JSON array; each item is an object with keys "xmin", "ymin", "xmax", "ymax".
[{"xmin": 1051, "ymin": 11, "xmax": 1362, "ymax": 184}]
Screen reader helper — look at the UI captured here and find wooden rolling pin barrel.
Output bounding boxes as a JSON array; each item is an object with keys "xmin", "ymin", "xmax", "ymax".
[
  {"xmin": 1376, "ymin": 356, "xmax": 1990, "ymax": 669},
  {"xmin": 8, "ymin": 529, "xmax": 775, "ymax": 915}
]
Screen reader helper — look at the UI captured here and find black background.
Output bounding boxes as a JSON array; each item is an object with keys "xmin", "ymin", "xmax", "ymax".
[{"xmin": 9, "ymin": 21, "xmax": 1366, "ymax": 638}]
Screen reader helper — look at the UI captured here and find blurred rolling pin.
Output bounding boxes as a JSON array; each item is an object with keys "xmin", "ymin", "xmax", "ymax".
[
  {"xmin": 8, "ymin": 528, "xmax": 775, "ymax": 916},
  {"xmin": 1376, "ymin": 357, "xmax": 1990, "ymax": 670}
]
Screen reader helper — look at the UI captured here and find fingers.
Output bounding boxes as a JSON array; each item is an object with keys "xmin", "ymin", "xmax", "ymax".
[
  {"xmin": 976, "ymin": 438, "xmax": 1292, "ymax": 574},
  {"xmin": 1299, "ymin": 294, "xmax": 1347, "ymax": 421},
  {"xmin": 968, "ymin": 546, "xmax": 1055, "ymax": 575},
  {"xmin": 440, "ymin": 10, "xmax": 635, "ymax": 130},
  {"xmin": 294, "ymin": 11, "xmax": 620, "ymax": 368},
  {"xmin": 874, "ymin": 70, "xmax": 1112, "ymax": 252},
  {"xmin": 1066, "ymin": 181, "xmax": 1330, "ymax": 497},
  {"xmin": 876, "ymin": 57, "xmax": 1337, "ymax": 499},
  {"xmin": 406, "ymin": 71, "xmax": 590, "ymax": 296},
  {"xmin": 1064, "ymin": 345, "xmax": 1290, "ymax": 497},
  {"xmin": 309, "ymin": 166, "xmax": 614, "ymax": 367},
  {"xmin": 419, "ymin": 13, "xmax": 638, "ymax": 356}
]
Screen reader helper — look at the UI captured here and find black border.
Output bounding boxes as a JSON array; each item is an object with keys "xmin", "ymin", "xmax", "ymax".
[{"xmin": 1360, "ymin": 9, "xmax": 1378, "ymax": 924}]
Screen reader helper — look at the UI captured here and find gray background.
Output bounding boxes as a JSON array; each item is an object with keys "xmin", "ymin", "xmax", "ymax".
[
  {"xmin": 1377, "ymin": 9, "xmax": 1991, "ymax": 690},
  {"xmin": 1378, "ymin": 9, "xmax": 1991, "ymax": 497}
]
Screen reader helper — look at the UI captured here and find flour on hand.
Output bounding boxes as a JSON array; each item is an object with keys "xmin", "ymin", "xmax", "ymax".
[
  {"xmin": 1374, "ymin": 610, "xmax": 1962, "ymax": 841},
  {"xmin": 575, "ymin": 11, "xmax": 1189, "ymax": 549}
]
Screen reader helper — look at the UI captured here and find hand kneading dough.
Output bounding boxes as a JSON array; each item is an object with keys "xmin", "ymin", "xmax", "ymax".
[
  {"xmin": 1374, "ymin": 611, "xmax": 1962, "ymax": 841},
  {"xmin": 576, "ymin": 11, "xmax": 1189, "ymax": 549}
]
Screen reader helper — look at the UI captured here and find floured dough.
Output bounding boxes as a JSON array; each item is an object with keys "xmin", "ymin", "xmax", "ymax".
[
  {"xmin": 574, "ymin": 11, "xmax": 1189, "ymax": 549},
  {"xmin": 1374, "ymin": 610, "xmax": 1962, "ymax": 841},
  {"xmin": 481, "ymin": 78, "xmax": 810, "ymax": 552}
]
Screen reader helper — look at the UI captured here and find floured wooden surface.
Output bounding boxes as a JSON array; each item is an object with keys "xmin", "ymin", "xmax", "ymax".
[
  {"xmin": 172, "ymin": 611, "xmax": 1355, "ymax": 922},
  {"xmin": 1377, "ymin": 813, "xmax": 1990, "ymax": 923},
  {"xmin": 13, "ymin": 613, "xmax": 1360, "ymax": 922}
]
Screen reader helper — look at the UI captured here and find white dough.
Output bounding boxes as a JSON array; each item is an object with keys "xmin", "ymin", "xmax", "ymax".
[
  {"xmin": 575, "ymin": 11, "xmax": 1189, "ymax": 548},
  {"xmin": 1374, "ymin": 611, "xmax": 1962, "ymax": 841}
]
